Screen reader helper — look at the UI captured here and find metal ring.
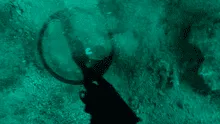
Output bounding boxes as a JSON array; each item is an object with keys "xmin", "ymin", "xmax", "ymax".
[{"xmin": 37, "ymin": 8, "xmax": 114, "ymax": 85}]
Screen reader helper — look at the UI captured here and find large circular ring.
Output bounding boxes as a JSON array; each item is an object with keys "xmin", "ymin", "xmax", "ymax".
[{"xmin": 37, "ymin": 8, "xmax": 114, "ymax": 85}]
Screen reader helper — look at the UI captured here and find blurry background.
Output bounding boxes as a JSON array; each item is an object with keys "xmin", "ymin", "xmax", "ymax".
[{"xmin": 0, "ymin": 0, "xmax": 220, "ymax": 123}]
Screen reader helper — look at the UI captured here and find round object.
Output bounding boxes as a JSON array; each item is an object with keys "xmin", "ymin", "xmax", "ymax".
[{"xmin": 37, "ymin": 8, "xmax": 114, "ymax": 85}]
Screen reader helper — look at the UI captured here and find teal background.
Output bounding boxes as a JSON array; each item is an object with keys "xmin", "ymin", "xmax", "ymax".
[{"xmin": 0, "ymin": 0, "xmax": 220, "ymax": 123}]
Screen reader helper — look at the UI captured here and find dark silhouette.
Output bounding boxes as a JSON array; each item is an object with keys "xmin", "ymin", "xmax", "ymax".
[{"xmin": 79, "ymin": 67, "xmax": 140, "ymax": 124}]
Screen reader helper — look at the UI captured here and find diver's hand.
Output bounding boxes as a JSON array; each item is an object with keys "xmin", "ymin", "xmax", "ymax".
[{"xmin": 79, "ymin": 70, "xmax": 140, "ymax": 124}]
